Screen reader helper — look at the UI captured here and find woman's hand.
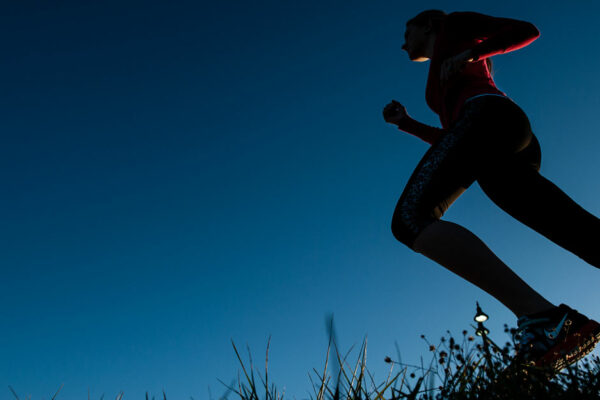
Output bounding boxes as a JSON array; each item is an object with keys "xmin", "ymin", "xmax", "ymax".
[
  {"xmin": 440, "ymin": 49, "xmax": 477, "ymax": 83},
  {"xmin": 383, "ymin": 100, "xmax": 410, "ymax": 126}
]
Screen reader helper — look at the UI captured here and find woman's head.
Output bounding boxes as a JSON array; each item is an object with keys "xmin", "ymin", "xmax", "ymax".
[
  {"xmin": 402, "ymin": 10, "xmax": 447, "ymax": 61},
  {"xmin": 406, "ymin": 9, "xmax": 447, "ymax": 33},
  {"xmin": 402, "ymin": 9, "xmax": 494, "ymax": 76}
]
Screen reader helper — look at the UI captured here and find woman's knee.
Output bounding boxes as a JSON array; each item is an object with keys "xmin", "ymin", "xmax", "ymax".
[
  {"xmin": 391, "ymin": 208, "xmax": 434, "ymax": 250},
  {"xmin": 392, "ymin": 190, "xmax": 451, "ymax": 250}
]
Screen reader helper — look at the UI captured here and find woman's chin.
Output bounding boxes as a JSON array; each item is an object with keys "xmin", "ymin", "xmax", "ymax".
[
  {"xmin": 413, "ymin": 55, "xmax": 429, "ymax": 62},
  {"xmin": 406, "ymin": 51, "xmax": 428, "ymax": 62}
]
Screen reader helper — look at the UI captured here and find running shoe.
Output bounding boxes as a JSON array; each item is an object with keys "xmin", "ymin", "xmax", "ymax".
[{"xmin": 512, "ymin": 303, "xmax": 600, "ymax": 371}]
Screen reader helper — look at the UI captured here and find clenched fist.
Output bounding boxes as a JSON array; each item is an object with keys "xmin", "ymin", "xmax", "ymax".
[{"xmin": 383, "ymin": 100, "xmax": 409, "ymax": 126}]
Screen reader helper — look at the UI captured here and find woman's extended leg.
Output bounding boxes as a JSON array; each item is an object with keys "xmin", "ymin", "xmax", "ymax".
[
  {"xmin": 391, "ymin": 95, "xmax": 554, "ymax": 317},
  {"xmin": 478, "ymin": 134, "xmax": 600, "ymax": 268}
]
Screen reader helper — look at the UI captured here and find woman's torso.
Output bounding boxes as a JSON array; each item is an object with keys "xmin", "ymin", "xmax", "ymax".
[{"xmin": 425, "ymin": 12, "xmax": 511, "ymax": 129}]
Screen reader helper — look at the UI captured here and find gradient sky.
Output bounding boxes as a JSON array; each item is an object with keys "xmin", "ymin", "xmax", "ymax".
[{"xmin": 2, "ymin": 1, "xmax": 600, "ymax": 399}]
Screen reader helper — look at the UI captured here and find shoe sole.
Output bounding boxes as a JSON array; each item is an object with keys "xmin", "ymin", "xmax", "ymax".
[{"xmin": 535, "ymin": 319, "xmax": 600, "ymax": 371}]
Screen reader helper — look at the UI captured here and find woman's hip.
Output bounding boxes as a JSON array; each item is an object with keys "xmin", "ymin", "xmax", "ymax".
[{"xmin": 448, "ymin": 94, "xmax": 534, "ymax": 155}]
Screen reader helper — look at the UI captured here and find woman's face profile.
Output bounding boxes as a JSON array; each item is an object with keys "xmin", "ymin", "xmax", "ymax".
[{"xmin": 401, "ymin": 22, "xmax": 431, "ymax": 62}]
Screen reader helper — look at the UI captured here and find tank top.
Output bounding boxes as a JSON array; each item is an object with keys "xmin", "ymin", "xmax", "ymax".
[{"xmin": 427, "ymin": 11, "xmax": 539, "ymax": 130}]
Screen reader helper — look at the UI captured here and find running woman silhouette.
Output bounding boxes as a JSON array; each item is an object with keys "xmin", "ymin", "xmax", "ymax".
[{"xmin": 382, "ymin": 9, "xmax": 600, "ymax": 370}]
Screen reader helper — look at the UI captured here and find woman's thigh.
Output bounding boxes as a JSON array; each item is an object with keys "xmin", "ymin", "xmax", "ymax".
[
  {"xmin": 391, "ymin": 95, "xmax": 534, "ymax": 248},
  {"xmin": 477, "ymin": 132, "xmax": 600, "ymax": 268},
  {"xmin": 477, "ymin": 133, "xmax": 542, "ymax": 222}
]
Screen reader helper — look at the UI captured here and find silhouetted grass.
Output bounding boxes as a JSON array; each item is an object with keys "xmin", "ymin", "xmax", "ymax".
[
  {"xmin": 8, "ymin": 310, "xmax": 600, "ymax": 399},
  {"xmin": 223, "ymin": 315, "xmax": 600, "ymax": 400}
]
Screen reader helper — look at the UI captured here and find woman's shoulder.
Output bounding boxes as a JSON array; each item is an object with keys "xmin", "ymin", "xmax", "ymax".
[
  {"xmin": 445, "ymin": 11, "xmax": 538, "ymax": 36},
  {"xmin": 445, "ymin": 10, "xmax": 496, "ymax": 23},
  {"xmin": 443, "ymin": 11, "xmax": 494, "ymax": 33}
]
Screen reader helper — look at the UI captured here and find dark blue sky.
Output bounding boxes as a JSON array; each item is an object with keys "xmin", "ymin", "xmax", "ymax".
[{"xmin": 2, "ymin": 1, "xmax": 600, "ymax": 399}]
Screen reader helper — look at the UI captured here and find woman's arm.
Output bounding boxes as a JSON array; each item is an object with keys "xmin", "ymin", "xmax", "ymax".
[
  {"xmin": 397, "ymin": 117, "xmax": 445, "ymax": 145},
  {"xmin": 450, "ymin": 11, "xmax": 540, "ymax": 61}
]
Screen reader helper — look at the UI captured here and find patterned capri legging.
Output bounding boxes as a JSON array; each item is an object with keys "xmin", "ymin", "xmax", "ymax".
[{"xmin": 391, "ymin": 93, "xmax": 600, "ymax": 268}]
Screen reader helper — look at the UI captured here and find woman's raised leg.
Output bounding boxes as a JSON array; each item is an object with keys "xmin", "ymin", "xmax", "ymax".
[{"xmin": 392, "ymin": 96, "xmax": 554, "ymax": 317}]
